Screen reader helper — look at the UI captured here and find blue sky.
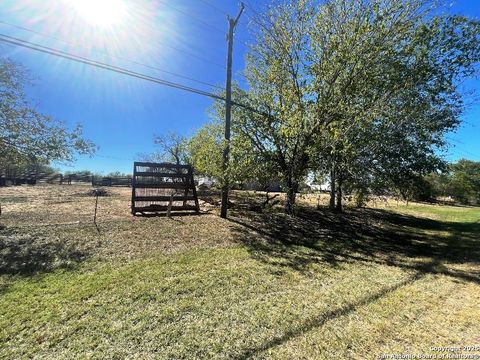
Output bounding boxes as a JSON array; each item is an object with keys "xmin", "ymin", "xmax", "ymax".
[{"xmin": 0, "ymin": 0, "xmax": 479, "ymax": 174}]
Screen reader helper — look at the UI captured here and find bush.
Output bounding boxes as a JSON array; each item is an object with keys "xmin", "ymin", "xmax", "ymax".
[{"xmin": 352, "ymin": 190, "xmax": 369, "ymax": 208}]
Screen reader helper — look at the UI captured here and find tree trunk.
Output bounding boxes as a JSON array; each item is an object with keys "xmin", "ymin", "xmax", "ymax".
[
  {"xmin": 329, "ymin": 165, "xmax": 336, "ymax": 210},
  {"xmin": 284, "ymin": 177, "xmax": 298, "ymax": 215},
  {"xmin": 336, "ymin": 177, "xmax": 343, "ymax": 213}
]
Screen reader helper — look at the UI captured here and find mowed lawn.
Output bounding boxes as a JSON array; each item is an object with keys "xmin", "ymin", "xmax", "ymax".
[{"xmin": 1, "ymin": 185, "xmax": 479, "ymax": 359}]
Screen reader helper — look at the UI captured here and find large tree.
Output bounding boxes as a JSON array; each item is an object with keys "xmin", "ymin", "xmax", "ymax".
[
  {"xmin": 237, "ymin": 0, "xmax": 315, "ymax": 214},
  {"xmin": 187, "ymin": 121, "xmax": 223, "ymax": 179},
  {"xmin": 318, "ymin": 10, "xmax": 480, "ymax": 211},
  {"xmin": 239, "ymin": 0, "xmax": 411, "ymax": 214},
  {"xmin": 238, "ymin": 0, "xmax": 479, "ymax": 214},
  {"xmin": 0, "ymin": 59, "xmax": 95, "ymax": 169},
  {"xmin": 188, "ymin": 98, "xmax": 281, "ymax": 189}
]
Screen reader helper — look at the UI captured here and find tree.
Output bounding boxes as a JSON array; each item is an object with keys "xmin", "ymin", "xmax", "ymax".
[
  {"xmin": 447, "ymin": 159, "xmax": 480, "ymax": 204},
  {"xmin": 306, "ymin": 1, "xmax": 480, "ymax": 212},
  {"xmin": 0, "ymin": 162, "xmax": 57, "ymax": 179},
  {"xmin": 0, "ymin": 59, "xmax": 95, "ymax": 167},
  {"xmin": 145, "ymin": 132, "xmax": 189, "ymax": 165},
  {"xmin": 425, "ymin": 160, "xmax": 480, "ymax": 204},
  {"xmin": 239, "ymin": 0, "xmax": 440, "ymax": 214},
  {"xmin": 106, "ymin": 171, "xmax": 131, "ymax": 177},
  {"xmin": 187, "ymin": 121, "xmax": 223, "ymax": 179},
  {"xmin": 238, "ymin": 0, "xmax": 315, "ymax": 214},
  {"xmin": 188, "ymin": 103, "xmax": 282, "ymax": 190},
  {"xmin": 240, "ymin": 0, "xmax": 479, "ymax": 215}
]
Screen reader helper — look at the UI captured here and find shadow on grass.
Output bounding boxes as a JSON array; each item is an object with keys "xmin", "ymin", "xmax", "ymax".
[
  {"xmin": 229, "ymin": 206, "xmax": 480, "ymax": 283},
  {"xmin": 234, "ymin": 269, "xmax": 428, "ymax": 359},
  {"xmin": 228, "ymin": 206, "xmax": 479, "ymax": 358},
  {"xmin": 0, "ymin": 226, "xmax": 89, "ymax": 276}
]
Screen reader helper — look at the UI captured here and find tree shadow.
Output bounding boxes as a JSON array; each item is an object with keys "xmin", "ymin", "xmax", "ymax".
[
  {"xmin": 227, "ymin": 206, "xmax": 479, "ymax": 357},
  {"xmin": 234, "ymin": 270, "xmax": 428, "ymax": 359},
  {"xmin": 0, "ymin": 226, "xmax": 90, "ymax": 276},
  {"xmin": 228, "ymin": 206, "xmax": 480, "ymax": 283}
]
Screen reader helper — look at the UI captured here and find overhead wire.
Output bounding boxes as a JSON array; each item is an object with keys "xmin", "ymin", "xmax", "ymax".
[
  {"xmin": 0, "ymin": 19, "xmax": 226, "ymax": 71},
  {"xmin": 159, "ymin": 0, "xmax": 225, "ymax": 34},
  {"xmin": 0, "ymin": 34, "xmax": 270, "ymax": 118},
  {"xmin": 148, "ymin": 0, "xmax": 253, "ymax": 82},
  {"xmin": 243, "ymin": 1, "xmax": 262, "ymax": 21},
  {"xmin": 156, "ymin": 0, "xmax": 253, "ymax": 78},
  {"xmin": 196, "ymin": 0, "xmax": 251, "ymax": 28},
  {"xmin": 198, "ymin": 1, "xmax": 252, "ymax": 82},
  {"xmin": 0, "ymin": 20, "xmax": 225, "ymax": 91},
  {"xmin": 445, "ymin": 137, "xmax": 480, "ymax": 159},
  {"xmin": 0, "ymin": 2, "xmax": 267, "ymax": 111},
  {"xmin": 197, "ymin": 0, "xmax": 229, "ymax": 16},
  {"xmin": 0, "ymin": 1, "xmax": 256, "ymax": 85},
  {"xmin": 0, "ymin": 33, "xmax": 226, "ymax": 100},
  {"xmin": 157, "ymin": 0, "xmax": 251, "ymax": 46}
]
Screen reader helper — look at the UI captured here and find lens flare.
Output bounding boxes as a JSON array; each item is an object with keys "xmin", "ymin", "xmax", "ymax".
[{"xmin": 67, "ymin": 0, "xmax": 128, "ymax": 27}]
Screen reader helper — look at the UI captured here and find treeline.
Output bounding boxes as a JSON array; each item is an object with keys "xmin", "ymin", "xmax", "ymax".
[
  {"xmin": 147, "ymin": 0, "xmax": 480, "ymax": 214},
  {"xmin": 0, "ymin": 165, "xmax": 132, "ymax": 187},
  {"xmin": 424, "ymin": 160, "xmax": 480, "ymax": 205},
  {"xmin": 0, "ymin": 164, "xmax": 131, "ymax": 179}
]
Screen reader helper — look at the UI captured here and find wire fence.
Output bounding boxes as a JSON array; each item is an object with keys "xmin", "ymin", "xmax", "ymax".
[
  {"xmin": 0, "ymin": 173, "xmax": 133, "ymax": 187},
  {"xmin": 0, "ymin": 184, "xmax": 136, "ymax": 229}
]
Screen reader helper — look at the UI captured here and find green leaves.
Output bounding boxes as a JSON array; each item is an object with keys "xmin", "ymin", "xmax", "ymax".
[
  {"xmin": 187, "ymin": 122, "xmax": 224, "ymax": 181},
  {"xmin": 0, "ymin": 59, "xmax": 96, "ymax": 167},
  {"xmin": 239, "ymin": 0, "xmax": 479, "ymax": 212},
  {"xmin": 447, "ymin": 159, "xmax": 480, "ymax": 204}
]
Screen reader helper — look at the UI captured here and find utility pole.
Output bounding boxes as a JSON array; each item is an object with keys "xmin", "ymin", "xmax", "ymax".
[{"xmin": 221, "ymin": 2, "xmax": 244, "ymax": 219}]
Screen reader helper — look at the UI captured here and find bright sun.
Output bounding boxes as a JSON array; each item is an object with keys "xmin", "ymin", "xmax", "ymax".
[{"xmin": 68, "ymin": 0, "xmax": 128, "ymax": 27}]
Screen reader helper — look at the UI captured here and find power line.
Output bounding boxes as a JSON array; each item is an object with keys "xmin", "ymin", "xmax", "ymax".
[
  {"xmin": 0, "ymin": 33, "xmax": 226, "ymax": 101},
  {"xmin": 183, "ymin": 1, "xmax": 252, "ymax": 80},
  {"xmin": 160, "ymin": 0, "xmax": 250, "ymax": 43},
  {"xmin": 196, "ymin": 0, "xmax": 250, "ymax": 29},
  {"xmin": 445, "ymin": 139, "xmax": 480, "ymax": 159},
  {"xmin": 0, "ymin": 20, "xmax": 225, "ymax": 90},
  {"xmin": 0, "ymin": 33, "xmax": 267, "ymax": 118},
  {"xmin": 242, "ymin": 2, "xmax": 277, "ymax": 32},
  {"xmin": 152, "ymin": 1, "xmax": 253, "ymax": 73},
  {"xmin": 0, "ymin": 22, "xmax": 224, "ymax": 91},
  {"xmin": 197, "ymin": 0, "xmax": 229, "ymax": 16},
  {"xmin": 445, "ymin": 137, "xmax": 480, "ymax": 158},
  {"xmin": 158, "ymin": 1, "xmax": 250, "ymax": 46},
  {"xmin": 0, "ymin": 19, "xmax": 226, "ymax": 71},
  {"xmin": 243, "ymin": 1, "xmax": 262, "ymax": 19},
  {"xmin": 159, "ymin": 0, "xmax": 225, "ymax": 34}
]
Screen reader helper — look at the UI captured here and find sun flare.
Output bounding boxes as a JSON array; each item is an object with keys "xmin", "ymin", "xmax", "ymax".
[{"xmin": 68, "ymin": 0, "xmax": 128, "ymax": 27}]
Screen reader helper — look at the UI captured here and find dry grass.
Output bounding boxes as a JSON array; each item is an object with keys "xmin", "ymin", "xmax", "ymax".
[
  {"xmin": 1, "ymin": 184, "xmax": 479, "ymax": 359},
  {"xmin": 0, "ymin": 185, "xmax": 237, "ymax": 270}
]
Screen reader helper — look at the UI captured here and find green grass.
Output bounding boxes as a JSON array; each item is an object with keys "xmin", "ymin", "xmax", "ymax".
[
  {"xmin": 386, "ymin": 202, "xmax": 480, "ymax": 222},
  {"xmin": 1, "ymin": 186, "xmax": 479, "ymax": 358}
]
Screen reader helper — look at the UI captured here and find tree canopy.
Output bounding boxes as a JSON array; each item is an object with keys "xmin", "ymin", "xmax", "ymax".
[
  {"xmin": 426, "ymin": 159, "xmax": 480, "ymax": 204},
  {"xmin": 0, "ymin": 59, "xmax": 95, "ymax": 168},
  {"xmin": 232, "ymin": 0, "xmax": 480, "ymax": 214}
]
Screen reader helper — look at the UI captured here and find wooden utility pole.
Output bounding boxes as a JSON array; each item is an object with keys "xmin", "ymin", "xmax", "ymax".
[{"xmin": 221, "ymin": 2, "xmax": 244, "ymax": 219}]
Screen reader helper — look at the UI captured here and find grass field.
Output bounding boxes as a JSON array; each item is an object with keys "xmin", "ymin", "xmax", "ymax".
[{"xmin": 1, "ymin": 185, "xmax": 479, "ymax": 359}]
